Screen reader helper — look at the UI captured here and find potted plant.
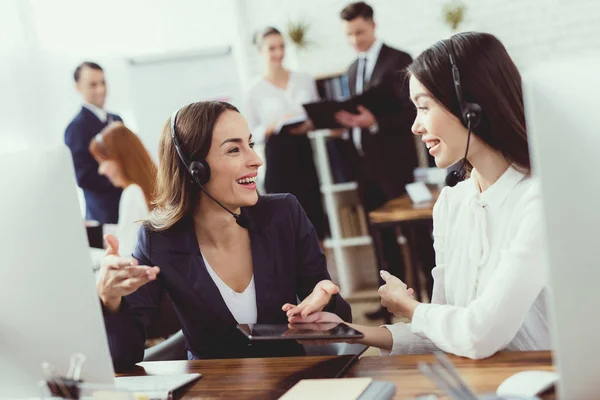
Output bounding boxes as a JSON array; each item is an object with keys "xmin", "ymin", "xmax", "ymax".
[
  {"xmin": 287, "ymin": 19, "xmax": 311, "ymax": 49},
  {"xmin": 442, "ymin": 0, "xmax": 466, "ymax": 31},
  {"xmin": 285, "ymin": 19, "xmax": 314, "ymax": 70}
]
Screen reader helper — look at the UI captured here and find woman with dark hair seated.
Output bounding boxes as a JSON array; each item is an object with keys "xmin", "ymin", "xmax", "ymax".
[
  {"xmin": 292, "ymin": 32, "xmax": 551, "ymax": 360},
  {"xmin": 96, "ymin": 101, "xmax": 351, "ymax": 371}
]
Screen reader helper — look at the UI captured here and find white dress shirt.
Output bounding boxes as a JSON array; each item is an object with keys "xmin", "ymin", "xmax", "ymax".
[
  {"xmin": 352, "ymin": 39, "xmax": 384, "ymax": 153},
  {"xmin": 83, "ymin": 102, "xmax": 110, "ymax": 123},
  {"xmin": 357, "ymin": 38, "xmax": 383, "ymax": 89},
  {"xmin": 384, "ymin": 166, "xmax": 551, "ymax": 359},
  {"xmin": 202, "ymin": 254, "xmax": 258, "ymax": 324},
  {"xmin": 116, "ymin": 184, "xmax": 149, "ymax": 257},
  {"xmin": 245, "ymin": 71, "xmax": 319, "ymax": 145}
]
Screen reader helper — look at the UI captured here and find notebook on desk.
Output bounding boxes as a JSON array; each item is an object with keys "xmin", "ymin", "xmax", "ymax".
[
  {"xmin": 279, "ymin": 378, "xmax": 396, "ymax": 400},
  {"xmin": 115, "ymin": 373, "xmax": 201, "ymax": 398}
]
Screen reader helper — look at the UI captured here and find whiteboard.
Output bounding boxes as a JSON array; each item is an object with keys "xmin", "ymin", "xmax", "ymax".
[{"xmin": 127, "ymin": 46, "xmax": 243, "ymax": 161}]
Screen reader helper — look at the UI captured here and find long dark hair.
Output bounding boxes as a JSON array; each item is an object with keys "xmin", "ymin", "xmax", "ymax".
[
  {"xmin": 145, "ymin": 101, "xmax": 239, "ymax": 231},
  {"xmin": 407, "ymin": 32, "xmax": 530, "ymax": 173}
]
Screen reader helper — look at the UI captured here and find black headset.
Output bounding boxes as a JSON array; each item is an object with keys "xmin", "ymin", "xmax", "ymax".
[
  {"xmin": 444, "ymin": 38, "xmax": 483, "ymax": 187},
  {"xmin": 170, "ymin": 107, "xmax": 250, "ymax": 229}
]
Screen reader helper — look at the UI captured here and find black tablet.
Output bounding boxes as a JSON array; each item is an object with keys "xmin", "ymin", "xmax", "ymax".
[{"xmin": 237, "ymin": 323, "xmax": 364, "ymax": 341}]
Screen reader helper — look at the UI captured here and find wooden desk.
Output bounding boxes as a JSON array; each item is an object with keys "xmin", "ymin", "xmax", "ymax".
[
  {"xmin": 369, "ymin": 193, "xmax": 438, "ymax": 225},
  {"xmin": 347, "ymin": 351, "xmax": 554, "ymax": 399},
  {"xmin": 123, "ymin": 355, "xmax": 356, "ymax": 399},
  {"xmin": 120, "ymin": 351, "xmax": 554, "ymax": 399},
  {"xmin": 368, "ymin": 192, "xmax": 438, "ymax": 305}
]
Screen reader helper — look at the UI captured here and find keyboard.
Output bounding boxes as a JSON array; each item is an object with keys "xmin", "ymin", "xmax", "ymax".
[{"xmin": 115, "ymin": 373, "xmax": 201, "ymax": 395}]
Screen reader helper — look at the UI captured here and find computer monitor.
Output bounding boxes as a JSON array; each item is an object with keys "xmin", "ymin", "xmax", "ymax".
[
  {"xmin": 525, "ymin": 56, "xmax": 600, "ymax": 399},
  {"xmin": 0, "ymin": 147, "xmax": 115, "ymax": 397}
]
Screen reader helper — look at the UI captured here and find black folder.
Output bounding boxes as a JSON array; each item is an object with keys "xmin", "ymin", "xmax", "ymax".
[{"xmin": 303, "ymin": 84, "xmax": 402, "ymax": 129}]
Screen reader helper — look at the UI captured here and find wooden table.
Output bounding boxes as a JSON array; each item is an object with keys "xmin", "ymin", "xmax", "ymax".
[
  {"xmin": 122, "ymin": 351, "xmax": 554, "ymax": 399},
  {"xmin": 124, "ymin": 354, "xmax": 357, "ymax": 399},
  {"xmin": 368, "ymin": 192, "xmax": 439, "ymax": 305},
  {"xmin": 347, "ymin": 351, "xmax": 554, "ymax": 399}
]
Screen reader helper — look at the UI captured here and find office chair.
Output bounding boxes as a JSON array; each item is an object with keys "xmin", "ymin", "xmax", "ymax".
[{"xmin": 143, "ymin": 330, "xmax": 187, "ymax": 362}]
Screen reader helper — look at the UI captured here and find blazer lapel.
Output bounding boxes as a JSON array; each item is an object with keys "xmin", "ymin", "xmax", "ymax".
[
  {"xmin": 168, "ymin": 217, "xmax": 238, "ymax": 327},
  {"xmin": 241, "ymin": 206, "xmax": 277, "ymax": 324},
  {"xmin": 249, "ymin": 229, "xmax": 275, "ymax": 324},
  {"xmin": 348, "ymin": 60, "xmax": 358, "ymax": 97},
  {"xmin": 366, "ymin": 44, "xmax": 394, "ymax": 90}
]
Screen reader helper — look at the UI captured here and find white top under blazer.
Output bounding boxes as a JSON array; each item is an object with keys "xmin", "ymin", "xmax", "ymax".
[
  {"xmin": 202, "ymin": 254, "xmax": 258, "ymax": 325},
  {"xmin": 385, "ymin": 166, "xmax": 551, "ymax": 359}
]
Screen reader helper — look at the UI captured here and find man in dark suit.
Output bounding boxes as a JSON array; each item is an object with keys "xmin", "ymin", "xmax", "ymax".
[
  {"xmin": 335, "ymin": 2, "xmax": 433, "ymax": 318},
  {"xmin": 65, "ymin": 62, "xmax": 123, "ymax": 224}
]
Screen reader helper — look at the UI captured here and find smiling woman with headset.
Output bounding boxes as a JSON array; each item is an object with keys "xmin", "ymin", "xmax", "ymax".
[
  {"xmin": 291, "ymin": 32, "xmax": 551, "ymax": 360},
  {"xmin": 96, "ymin": 101, "xmax": 351, "ymax": 372}
]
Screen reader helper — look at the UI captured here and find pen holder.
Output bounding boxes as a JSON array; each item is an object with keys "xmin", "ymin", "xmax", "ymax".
[{"xmin": 41, "ymin": 353, "xmax": 86, "ymax": 399}]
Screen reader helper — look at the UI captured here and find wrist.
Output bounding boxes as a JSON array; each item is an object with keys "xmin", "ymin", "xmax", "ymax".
[
  {"xmin": 318, "ymin": 280, "xmax": 338, "ymax": 295},
  {"xmin": 100, "ymin": 293, "xmax": 122, "ymax": 313},
  {"xmin": 399, "ymin": 297, "xmax": 420, "ymax": 320}
]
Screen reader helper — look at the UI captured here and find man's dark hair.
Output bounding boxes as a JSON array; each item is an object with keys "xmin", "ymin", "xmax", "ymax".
[
  {"xmin": 74, "ymin": 61, "xmax": 103, "ymax": 83},
  {"xmin": 340, "ymin": 2, "xmax": 374, "ymax": 21}
]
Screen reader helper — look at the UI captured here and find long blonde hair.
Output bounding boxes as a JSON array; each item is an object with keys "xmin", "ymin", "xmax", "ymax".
[
  {"xmin": 89, "ymin": 122, "xmax": 157, "ymax": 210},
  {"xmin": 145, "ymin": 101, "xmax": 240, "ymax": 231}
]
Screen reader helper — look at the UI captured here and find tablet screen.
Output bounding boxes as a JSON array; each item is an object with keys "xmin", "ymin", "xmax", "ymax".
[{"xmin": 237, "ymin": 323, "xmax": 364, "ymax": 341}]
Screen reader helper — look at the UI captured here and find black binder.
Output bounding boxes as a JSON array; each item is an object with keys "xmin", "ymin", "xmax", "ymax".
[{"xmin": 303, "ymin": 84, "xmax": 402, "ymax": 129}]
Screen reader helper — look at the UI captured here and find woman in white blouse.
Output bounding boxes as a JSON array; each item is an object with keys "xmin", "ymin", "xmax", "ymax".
[
  {"xmin": 245, "ymin": 27, "xmax": 327, "ymax": 242},
  {"xmin": 89, "ymin": 122, "xmax": 157, "ymax": 257},
  {"xmin": 288, "ymin": 32, "xmax": 551, "ymax": 360}
]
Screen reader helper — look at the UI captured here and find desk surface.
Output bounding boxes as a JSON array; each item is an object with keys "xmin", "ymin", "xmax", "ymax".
[
  {"xmin": 126, "ymin": 351, "xmax": 553, "ymax": 399},
  {"xmin": 369, "ymin": 191, "xmax": 439, "ymax": 225},
  {"xmin": 347, "ymin": 351, "xmax": 554, "ymax": 399},
  {"xmin": 128, "ymin": 355, "xmax": 356, "ymax": 399}
]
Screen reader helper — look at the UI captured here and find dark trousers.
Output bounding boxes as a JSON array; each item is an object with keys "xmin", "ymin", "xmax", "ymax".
[
  {"xmin": 359, "ymin": 163, "xmax": 435, "ymax": 297},
  {"xmin": 358, "ymin": 169, "xmax": 406, "ymax": 282}
]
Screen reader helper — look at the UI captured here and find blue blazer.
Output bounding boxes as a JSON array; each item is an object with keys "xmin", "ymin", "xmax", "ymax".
[
  {"xmin": 104, "ymin": 194, "xmax": 352, "ymax": 372},
  {"xmin": 64, "ymin": 106, "xmax": 123, "ymax": 223}
]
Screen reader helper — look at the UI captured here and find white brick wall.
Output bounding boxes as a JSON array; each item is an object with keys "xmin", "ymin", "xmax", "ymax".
[{"xmin": 235, "ymin": 0, "xmax": 600, "ymax": 85}]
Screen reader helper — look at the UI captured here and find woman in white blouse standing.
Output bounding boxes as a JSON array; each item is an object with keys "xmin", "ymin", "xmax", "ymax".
[
  {"xmin": 245, "ymin": 27, "xmax": 327, "ymax": 242},
  {"xmin": 89, "ymin": 122, "xmax": 157, "ymax": 257},
  {"xmin": 286, "ymin": 32, "xmax": 551, "ymax": 360}
]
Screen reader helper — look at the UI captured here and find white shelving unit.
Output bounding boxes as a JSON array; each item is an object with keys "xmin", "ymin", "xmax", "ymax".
[
  {"xmin": 308, "ymin": 130, "xmax": 378, "ymax": 297},
  {"xmin": 321, "ymin": 182, "xmax": 358, "ymax": 193}
]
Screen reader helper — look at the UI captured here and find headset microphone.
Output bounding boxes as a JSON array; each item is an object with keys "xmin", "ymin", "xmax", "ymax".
[
  {"xmin": 443, "ymin": 38, "xmax": 482, "ymax": 187},
  {"xmin": 445, "ymin": 118, "xmax": 473, "ymax": 187},
  {"xmin": 170, "ymin": 109, "xmax": 251, "ymax": 230}
]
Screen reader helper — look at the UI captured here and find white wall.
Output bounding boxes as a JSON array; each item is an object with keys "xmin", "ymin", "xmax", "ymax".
[
  {"xmin": 235, "ymin": 0, "xmax": 600, "ymax": 82},
  {"xmin": 4, "ymin": 0, "xmax": 598, "ymax": 155},
  {"xmin": 1, "ymin": 0, "xmax": 236, "ymax": 152}
]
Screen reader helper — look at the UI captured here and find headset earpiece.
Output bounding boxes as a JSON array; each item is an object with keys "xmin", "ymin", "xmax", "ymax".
[
  {"xmin": 463, "ymin": 102, "xmax": 482, "ymax": 130},
  {"xmin": 189, "ymin": 160, "xmax": 211, "ymax": 186}
]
